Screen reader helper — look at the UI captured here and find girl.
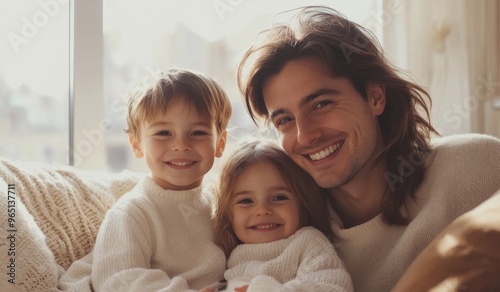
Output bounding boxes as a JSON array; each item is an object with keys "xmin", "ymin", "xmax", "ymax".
[{"xmin": 212, "ymin": 139, "xmax": 353, "ymax": 292}]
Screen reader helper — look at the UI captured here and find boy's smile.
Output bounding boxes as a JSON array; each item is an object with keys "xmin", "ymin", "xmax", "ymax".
[
  {"xmin": 129, "ymin": 98, "xmax": 226, "ymax": 190},
  {"xmin": 167, "ymin": 160, "xmax": 196, "ymax": 167},
  {"xmin": 165, "ymin": 159, "xmax": 198, "ymax": 169}
]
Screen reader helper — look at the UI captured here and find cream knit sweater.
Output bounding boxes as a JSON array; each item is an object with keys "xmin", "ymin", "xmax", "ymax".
[
  {"xmin": 331, "ymin": 134, "xmax": 500, "ymax": 292},
  {"xmin": 224, "ymin": 227, "xmax": 354, "ymax": 292},
  {"xmin": 91, "ymin": 176, "xmax": 226, "ymax": 291}
]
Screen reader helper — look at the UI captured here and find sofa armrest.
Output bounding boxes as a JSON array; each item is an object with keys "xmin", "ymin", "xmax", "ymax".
[
  {"xmin": 393, "ymin": 189, "xmax": 500, "ymax": 291},
  {"xmin": 0, "ymin": 158, "xmax": 140, "ymax": 270},
  {"xmin": 0, "ymin": 181, "xmax": 63, "ymax": 291}
]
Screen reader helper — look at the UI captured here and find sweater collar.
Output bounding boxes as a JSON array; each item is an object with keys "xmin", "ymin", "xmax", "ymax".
[
  {"xmin": 328, "ymin": 203, "xmax": 389, "ymax": 245},
  {"xmin": 139, "ymin": 176, "xmax": 203, "ymax": 202}
]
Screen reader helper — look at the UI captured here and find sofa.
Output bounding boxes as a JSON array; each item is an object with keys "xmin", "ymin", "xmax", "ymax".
[
  {"xmin": 1, "ymin": 157, "xmax": 499, "ymax": 291},
  {"xmin": 0, "ymin": 158, "xmax": 141, "ymax": 291}
]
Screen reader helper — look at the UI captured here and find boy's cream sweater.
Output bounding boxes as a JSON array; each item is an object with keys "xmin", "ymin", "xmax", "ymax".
[{"xmin": 91, "ymin": 176, "xmax": 226, "ymax": 291}]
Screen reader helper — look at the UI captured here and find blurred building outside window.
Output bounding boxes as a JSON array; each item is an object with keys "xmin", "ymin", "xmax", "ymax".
[{"xmin": 0, "ymin": 0, "xmax": 379, "ymax": 172}]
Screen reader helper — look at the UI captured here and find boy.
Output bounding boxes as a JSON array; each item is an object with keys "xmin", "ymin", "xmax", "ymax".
[{"xmin": 91, "ymin": 69, "xmax": 232, "ymax": 291}]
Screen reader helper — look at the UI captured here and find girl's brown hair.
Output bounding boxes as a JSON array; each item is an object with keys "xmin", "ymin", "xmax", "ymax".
[
  {"xmin": 237, "ymin": 6, "xmax": 438, "ymax": 225},
  {"xmin": 212, "ymin": 138, "xmax": 332, "ymax": 257}
]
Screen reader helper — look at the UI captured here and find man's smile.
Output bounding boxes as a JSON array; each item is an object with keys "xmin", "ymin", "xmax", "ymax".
[{"xmin": 307, "ymin": 141, "xmax": 344, "ymax": 161}]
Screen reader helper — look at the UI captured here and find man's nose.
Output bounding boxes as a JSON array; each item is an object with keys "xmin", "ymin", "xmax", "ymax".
[{"xmin": 296, "ymin": 115, "xmax": 321, "ymax": 146}]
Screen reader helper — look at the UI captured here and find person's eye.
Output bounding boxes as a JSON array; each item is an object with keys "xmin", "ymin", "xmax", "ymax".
[
  {"xmin": 275, "ymin": 116, "xmax": 294, "ymax": 127},
  {"xmin": 192, "ymin": 130, "xmax": 209, "ymax": 136},
  {"xmin": 236, "ymin": 198, "xmax": 253, "ymax": 204},
  {"xmin": 155, "ymin": 130, "xmax": 171, "ymax": 136},
  {"xmin": 314, "ymin": 100, "xmax": 333, "ymax": 109},
  {"xmin": 272, "ymin": 195, "xmax": 289, "ymax": 201}
]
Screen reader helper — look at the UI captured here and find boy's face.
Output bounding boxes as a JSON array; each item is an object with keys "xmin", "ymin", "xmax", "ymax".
[
  {"xmin": 129, "ymin": 99, "xmax": 226, "ymax": 190},
  {"xmin": 230, "ymin": 162, "xmax": 302, "ymax": 244}
]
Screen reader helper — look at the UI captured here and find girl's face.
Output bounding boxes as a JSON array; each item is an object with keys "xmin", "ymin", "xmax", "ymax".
[{"xmin": 230, "ymin": 161, "xmax": 302, "ymax": 244}]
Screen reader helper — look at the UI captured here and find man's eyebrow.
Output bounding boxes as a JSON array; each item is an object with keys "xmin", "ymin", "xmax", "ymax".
[
  {"xmin": 269, "ymin": 109, "xmax": 286, "ymax": 121},
  {"xmin": 300, "ymin": 88, "xmax": 341, "ymax": 108},
  {"xmin": 269, "ymin": 88, "xmax": 340, "ymax": 121}
]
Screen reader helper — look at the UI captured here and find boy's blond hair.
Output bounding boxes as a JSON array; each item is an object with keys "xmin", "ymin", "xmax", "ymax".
[{"xmin": 125, "ymin": 69, "xmax": 232, "ymax": 139}]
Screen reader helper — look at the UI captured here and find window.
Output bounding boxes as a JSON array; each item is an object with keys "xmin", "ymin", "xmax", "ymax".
[
  {"xmin": 101, "ymin": 0, "xmax": 379, "ymax": 172},
  {"xmin": 0, "ymin": 0, "xmax": 378, "ymax": 171},
  {"xmin": 0, "ymin": 1, "xmax": 70, "ymax": 165}
]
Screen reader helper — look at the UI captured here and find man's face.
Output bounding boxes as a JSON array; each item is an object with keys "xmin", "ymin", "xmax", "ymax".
[{"xmin": 262, "ymin": 58, "xmax": 386, "ymax": 189}]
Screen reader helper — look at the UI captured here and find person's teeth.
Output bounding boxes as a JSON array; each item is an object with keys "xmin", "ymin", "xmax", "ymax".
[
  {"xmin": 255, "ymin": 224, "xmax": 277, "ymax": 229},
  {"xmin": 170, "ymin": 161, "xmax": 193, "ymax": 166},
  {"xmin": 309, "ymin": 142, "xmax": 342, "ymax": 161}
]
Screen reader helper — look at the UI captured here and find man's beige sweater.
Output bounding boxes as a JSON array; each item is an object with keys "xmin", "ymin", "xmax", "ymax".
[{"xmin": 331, "ymin": 134, "xmax": 500, "ymax": 292}]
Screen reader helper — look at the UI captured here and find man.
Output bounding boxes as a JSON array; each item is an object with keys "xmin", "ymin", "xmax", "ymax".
[{"xmin": 237, "ymin": 6, "xmax": 500, "ymax": 291}]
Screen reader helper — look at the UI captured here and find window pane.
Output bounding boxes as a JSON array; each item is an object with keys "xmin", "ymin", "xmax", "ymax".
[
  {"xmin": 0, "ymin": 1, "xmax": 70, "ymax": 164},
  {"xmin": 102, "ymin": 0, "xmax": 377, "ymax": 172}
]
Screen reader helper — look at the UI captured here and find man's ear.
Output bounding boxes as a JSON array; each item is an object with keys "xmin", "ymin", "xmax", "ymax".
[
  {"xmin": 129, "ymin": 134, "xmax": 144, "ymax": 158},
  {"xmin": 215, "ymin": 130, "xmax": 227, "ymax": 158},
  {"xmin": 367, "ymin": 84, "xmax": 386, "ymax": 116}
]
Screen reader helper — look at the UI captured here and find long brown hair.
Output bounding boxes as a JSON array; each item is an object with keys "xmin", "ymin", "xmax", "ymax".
[
  {"xmin": 212, "ymin": 138, "xmax": 332, "ymax": 257},
  {"xmin": 237, "ymin": 6, "xmax": 438, "ymax": 225}
]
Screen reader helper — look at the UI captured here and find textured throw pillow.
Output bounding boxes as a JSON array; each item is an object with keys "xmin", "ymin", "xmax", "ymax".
[
  {"xmin": 0, "ymin": 158, "xmax": 140, "ymax": 271},
  {"xmin": 0, "ymin": 181, "xmax": 62, "ymax": 291}
]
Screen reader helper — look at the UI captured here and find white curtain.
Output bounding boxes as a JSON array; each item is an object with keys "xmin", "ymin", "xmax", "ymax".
[
  {"xmin": 382, "ymin": 0, "xmax": 499, "ymax": 137},
  {"xmin": 465, "ymin": 0, "xmax": 500, "ymax": 136}
]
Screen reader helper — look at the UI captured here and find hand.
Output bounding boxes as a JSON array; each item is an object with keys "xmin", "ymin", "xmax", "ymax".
[
  {"xmin": 234, "ymin": 285, "xmax": 248, "ymax": 292},
  {"xmin": 198, "ymin": 287, "xmax": 215, "ymax": 292}
]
